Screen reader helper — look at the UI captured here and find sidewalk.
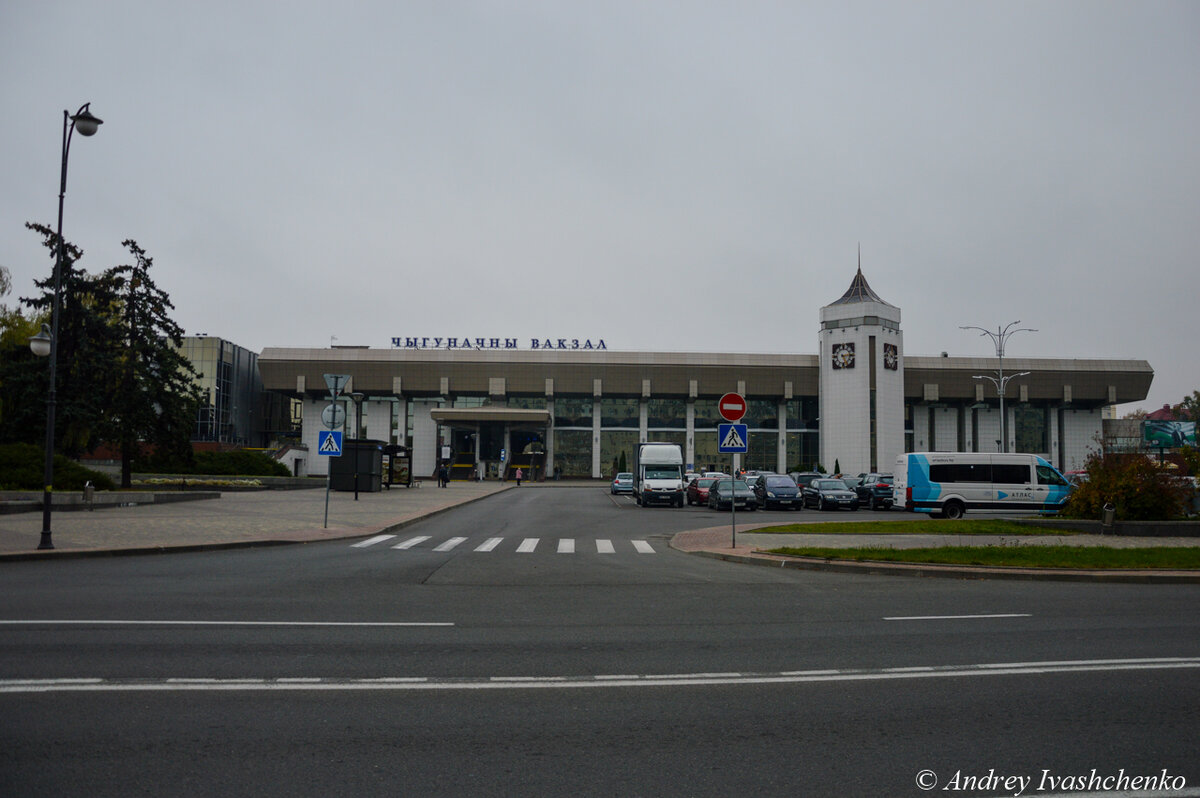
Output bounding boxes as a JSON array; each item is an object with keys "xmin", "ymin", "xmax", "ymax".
[{"xmin": 0, "ymin": 481, "xmax": 512, "ymax": 559}]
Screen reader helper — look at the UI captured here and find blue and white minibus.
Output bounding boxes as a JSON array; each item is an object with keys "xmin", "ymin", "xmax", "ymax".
[{"xmin": 894, "ymin": 452, "xmax": 1073, "ymax": 519}]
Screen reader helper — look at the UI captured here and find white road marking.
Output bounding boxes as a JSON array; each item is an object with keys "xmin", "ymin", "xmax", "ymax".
[
  {"xmin": 392, "ymin": 536, "xmax": 430, "ymax": 550},
  {"xmin": 351, "ymin": 535, "xmax": 396, "ymax": 548},
  {"xmin": 596, "ymin": 539, "xmax": 615, "ymax": 554},
  {"xmin": 632, "ymin": 540, "xmax": 655, "ymax": 554},
  {"xmin": 557, "ymin": 539, "xmax": 575, "ymax": 554},
  {"xmin": 474, "ymin": 537, "xmax": 504, "ymax": 552},
  {"xmin": 516, "ymin": 538, "xmax": 539, "ymax": 553},
  {"xmin": 434, "ymin": 537, "xmax": 468, "ymax": 552},
  {"xmin": 884, "ymin": 614, "xmax": 1033, "ymax": 621},
  {"xmin": 3, "ymin": 658, "xmax": 1196, "ymax": 694},
  {"xmin": 0, "ymin": 620, "xmax": 452, "ymax": 627}
]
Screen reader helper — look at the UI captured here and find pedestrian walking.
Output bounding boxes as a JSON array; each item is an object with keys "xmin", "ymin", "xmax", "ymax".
[
  {"xmin": 515, "ymin": 467, "xmax": 523, "ymax": 486},
  {"xmin": 438, "ymin": 462, "xmax": 449, "ymax": 488}
]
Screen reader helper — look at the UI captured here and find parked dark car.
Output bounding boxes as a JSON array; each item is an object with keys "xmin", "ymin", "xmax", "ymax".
[
  {"xmin": 707, "ymin": 479, "xmax": 758, "ymax": 511},
  {"xmin": 802, "ymin": 478, "xmax": 860, "ymax": 511},
  {"xmin": 752, "ymin": 474, "xmax": 803, "ymax": 510},
  {"xmin": 790, "ymin": 472, "xmax": 823, "ymax": 492},
  {"xmin": 687, "ymin": 477, "xmax": 719, "ymax": 506},
  {"xmin": 854, "ymin": 473, "xmax": 894, "ymax": 510}
]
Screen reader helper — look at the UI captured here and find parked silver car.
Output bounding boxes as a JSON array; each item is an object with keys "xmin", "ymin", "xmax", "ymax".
[{"xmin": 611, "ymin": 472, "xmax": 634, "ymax": 495}]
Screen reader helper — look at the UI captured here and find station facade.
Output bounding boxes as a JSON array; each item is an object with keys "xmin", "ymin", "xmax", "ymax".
[{"xmin": 258, "ymin": 270, "xmax": 1152, "ymax": 480}]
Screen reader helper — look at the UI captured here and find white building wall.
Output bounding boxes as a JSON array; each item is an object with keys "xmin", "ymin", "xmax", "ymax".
[
  {"xmin": 818, "ymin": 294, "xmax": 903, "ymax": 477},
  {"xmin": 874, "ymin": 331, "xmax": 905, "ymax": 473},
  {"xmin": 975, "ymin": 408, "xmax": 1001, "ymax": 453},
  {"xmin": 409, "ymin": 400, "xmax": 440, "ymax": 477},
  {"xmin": 1061, "ymin": 409, "xmax": 1102, "ymax": 471},
  {"xmin": 932, "ymin": 406, "xmax": 958, "ymax": 451},
  {"xmin": 363, "ymin": 399, "xmax": 394, "ymax": 444}
]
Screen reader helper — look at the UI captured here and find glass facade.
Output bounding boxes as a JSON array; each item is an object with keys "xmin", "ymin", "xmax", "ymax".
[
  {"xmin": 553, "ymin": 396, "xmax": 593, "ymax": 428},
  {"xmin": 647, "ymin": 399, "xmax": 686, "ymax": 428},
  {"xmin": 553, "ymin": 429, "xmax": 593, "ymax": 477},
  {"xmin": 1014, "ymin": 404, "xmax": 1049, "ymax": 454},
  {"xmin": 175, "ymin": 336, "xmax": 265, "ymax": 446},
  {"xmin": 600, "ymin": 398, "xmax": 639, "ymax": 428},
  {"xmin": 600, "ymin": 430, "xmax": 639, "ymax": 477}
]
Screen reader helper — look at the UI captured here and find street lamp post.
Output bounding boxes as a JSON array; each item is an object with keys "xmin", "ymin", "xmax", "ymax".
[
  {"xmin": 350, "ymin": 392, "xmax": 364, "ymax": 501},
  {"xmin": 28, "ymin": 103, "xmax": 103, "ymax": 550},
  {"xmin": 960, "ymin": 321, "xmax": 1036, "ymax": 454}
]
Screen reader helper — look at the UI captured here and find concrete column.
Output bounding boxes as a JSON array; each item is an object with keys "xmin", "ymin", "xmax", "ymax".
[
  {"xmin": 691, "ymin": 400, "xmax": 700, "ymax": 470},
  {"xmin": 545, "ymin": 399, "xmax": 555, "ymax": 477},
  {"xmin": 777, "ymin": 400, "xmax": 788, "ymax": 473},
  {"xmin": 592, "ymin": 399, "xmax": 602, "ymax": 479}
]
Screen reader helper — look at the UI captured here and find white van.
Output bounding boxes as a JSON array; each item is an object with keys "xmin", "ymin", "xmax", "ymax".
[
  {"xmin": 632, "ymin": 442, "xmax": 685, "ymax": 507},
  {"xmin": 894, "ymin": 452, "xmax": 1072, "ymax": 519}
]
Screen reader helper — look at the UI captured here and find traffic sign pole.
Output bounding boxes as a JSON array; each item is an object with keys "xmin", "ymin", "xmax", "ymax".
[
  {"xmin": 321, "ymin": 374, "xmax": 351, "ymax": 529},
  {"xmin": 718, "ymin": 393, "xmax": 746, "ymax": 549}
]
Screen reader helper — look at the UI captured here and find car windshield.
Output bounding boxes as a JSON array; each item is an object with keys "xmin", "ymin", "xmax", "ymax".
[
  {"xmin": 698, "ymin": 478, "xmax": 717, "ymax": 488},
  {"xmin": 617, "ymin": 473, "xmax": 632, "ymax": 480},
  {"xmin": 766, "ymin": 477, "xmax": 794, "ymax": 487},
  {"xmin": 818, "ymin": 479, "xmax": 848, "ymax": 490},
  {"xmin": 715, "ymin": 480, "xmax": 750, "ymax": 490},
  {"xmin": 645, "ymin": 466, "xmax": 679, "ymax": 479}
]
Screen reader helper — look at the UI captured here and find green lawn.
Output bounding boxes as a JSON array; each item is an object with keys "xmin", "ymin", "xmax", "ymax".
[
  {"xmin": 752, "ymin": 519, "xmax": 1077, "ymax": 536},
  {"xmin": 766, "ymin": 545, "xmax": 1200, "ymax": 570}
]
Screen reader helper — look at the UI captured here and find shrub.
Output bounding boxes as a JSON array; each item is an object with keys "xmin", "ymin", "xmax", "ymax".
[
  {"xmin": 1060, "ymin": 450, "xmax": 1190, "ymax": 521},
  {"xmin": 0, "ymin": 442, "xmax": 117, "ymax": 491},
  {"xmin": 191, "ymin": 450, "xmax": 290, "ymax": 477}
]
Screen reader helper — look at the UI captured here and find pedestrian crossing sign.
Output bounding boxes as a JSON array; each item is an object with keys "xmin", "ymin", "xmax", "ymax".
[
  {"xmin": 318, "ymin": 430, "xmax": 343, "ymax": 456},
  {"xmin": 718, "ymin": 423, "xmax": 748, "ymax": 453}
]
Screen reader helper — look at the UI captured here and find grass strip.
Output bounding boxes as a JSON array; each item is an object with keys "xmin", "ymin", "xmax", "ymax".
[
  {"xmin": 767, "ymin": 545, "xmax": 1200, "ymax": 570},
  {"xmin": 753, "ymin": 519, "xmax": 1077, "ymax": 536}
]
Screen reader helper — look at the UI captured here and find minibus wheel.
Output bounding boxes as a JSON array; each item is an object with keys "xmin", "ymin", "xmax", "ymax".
[{"xmin": 940, "ymin": 500, "xmax": 965, "ymax": 520}]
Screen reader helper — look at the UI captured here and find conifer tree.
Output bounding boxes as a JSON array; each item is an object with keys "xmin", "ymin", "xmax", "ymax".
[
  {"xmin": 103, "ymin": 240, "xmax": 202, "ymax": 487},
  {"xmin": 20, "ymin": 222, "xmax": 123, "ymax": 456}
]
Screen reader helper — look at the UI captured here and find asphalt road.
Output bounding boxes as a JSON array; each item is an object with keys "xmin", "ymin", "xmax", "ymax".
[{"xmin": 2, "ymin": 488, "xmax": 1198, "ymax": 796}]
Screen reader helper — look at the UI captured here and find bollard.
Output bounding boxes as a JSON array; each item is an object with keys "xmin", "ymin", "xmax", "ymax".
[
  {"xmin": 83, "ymin": 480, "xmax": 95, "ymax": 511},
  {"xmin": 1101, "ymin": 502, "xmax": 1115, "ymax": 533}
]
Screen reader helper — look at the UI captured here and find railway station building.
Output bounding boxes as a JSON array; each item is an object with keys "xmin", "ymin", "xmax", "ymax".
[{"xmin": 257, "ymin": 270, "xmax": 1152, "ymax": 480}]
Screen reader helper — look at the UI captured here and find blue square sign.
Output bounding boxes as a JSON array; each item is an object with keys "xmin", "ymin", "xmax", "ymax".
[
  {"xmin": 717, "ymin": 423, "xmax": 748, "ymax": 453},
  {"xmin": 318, "ymin": 429, "xmax": 343, "ymax": 456}
]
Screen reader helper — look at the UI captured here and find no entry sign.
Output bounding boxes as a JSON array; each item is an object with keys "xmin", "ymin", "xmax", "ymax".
[{"xmin": 718, "ymin": 392, "xmax": 746, "ymax": 422}]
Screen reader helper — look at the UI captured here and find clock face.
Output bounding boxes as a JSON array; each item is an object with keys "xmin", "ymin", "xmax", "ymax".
[
  {"xmin": 832, "ymin": 342, "xmax": 855, "ymax": 369},
  {"xmin": 884, "ymin": 343, "xmax": 898, "ymax": 371}
]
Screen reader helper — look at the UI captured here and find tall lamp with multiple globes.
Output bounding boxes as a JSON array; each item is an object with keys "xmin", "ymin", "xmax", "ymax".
[
  {"xmin": 960, "ymin": 320, "xmax": 1036, "ymax": 454},
  {"xmin": 28, "ymin": 103, "xmax": 104, "ymax": 550}
]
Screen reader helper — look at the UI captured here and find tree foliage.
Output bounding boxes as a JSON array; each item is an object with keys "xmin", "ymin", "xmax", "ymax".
[
  {"xmin": 3, "ymin": 225, "xmax": 202, "ymax": 487},
  {"xmin": 102, "ymin": 240, "xmax": 202, "ymax": 487},
  {"xmin": 18, "ymin": 222, "xmax": 124, "ymax": 456},
  {"xmin": 1174, "ymin": 391, "xmax": 1200, "ymax": 423},
  {"xmin": 1060, "ymin": 450, "xmax": 1191, "ymax": 521}
]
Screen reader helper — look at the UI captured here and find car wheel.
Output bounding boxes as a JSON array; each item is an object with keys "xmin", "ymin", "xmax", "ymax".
[{"xmin": 942, "ymin": 500, "xmax": 965, "ymax": 520}]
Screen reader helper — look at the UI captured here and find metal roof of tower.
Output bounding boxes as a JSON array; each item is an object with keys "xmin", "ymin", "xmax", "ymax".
[{"xmin": 828, "ymin": 249, "xmax": 895, "ymax": 307}]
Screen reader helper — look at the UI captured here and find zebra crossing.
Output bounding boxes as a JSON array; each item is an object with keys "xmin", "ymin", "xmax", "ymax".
[{"xmin": 350, "ymin": 533, "xmax": 658, "ymax": 555}]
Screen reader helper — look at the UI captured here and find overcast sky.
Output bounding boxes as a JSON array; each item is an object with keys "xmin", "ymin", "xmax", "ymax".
[{"xmin": 2, "ymin": 1, "xmax": 1196, "ymax": 414}]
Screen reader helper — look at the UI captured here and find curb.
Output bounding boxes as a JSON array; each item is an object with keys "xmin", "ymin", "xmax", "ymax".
[{"xmin": 673, "ymin": 543, "xmax": 1200, "ymax": 584}]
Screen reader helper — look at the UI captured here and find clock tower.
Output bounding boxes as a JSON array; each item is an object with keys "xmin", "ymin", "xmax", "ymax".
[{"xmin": 818, "ymin": 258, "xmax": 904, "ymax": 475}]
